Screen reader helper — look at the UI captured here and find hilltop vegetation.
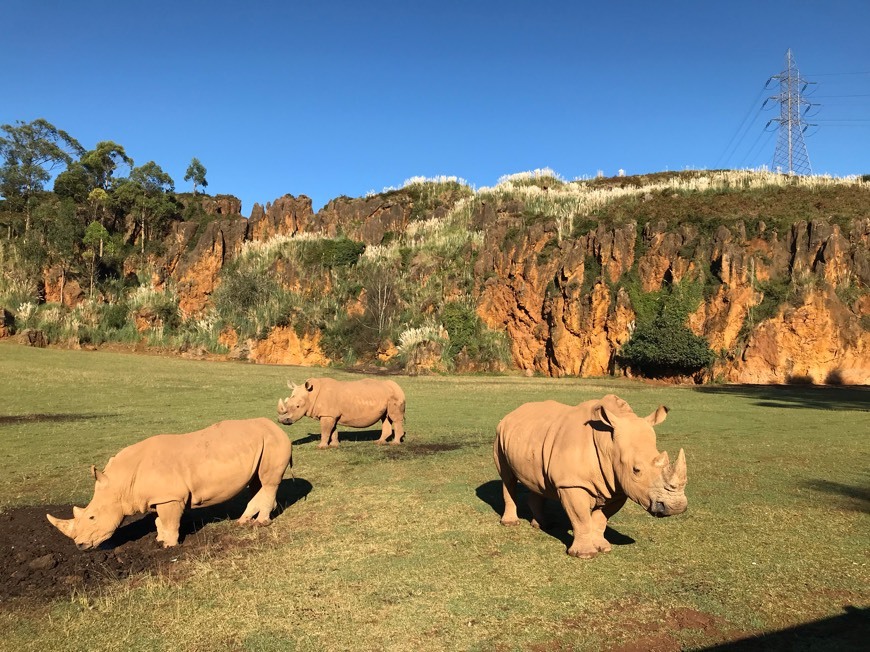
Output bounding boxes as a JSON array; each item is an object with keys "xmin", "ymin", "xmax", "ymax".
[{"xmin": 1, "ymin": 119, "xmax": 868, "ymax": 382}]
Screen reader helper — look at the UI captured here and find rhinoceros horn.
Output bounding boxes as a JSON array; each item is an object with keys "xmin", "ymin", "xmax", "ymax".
[
  {"xmin": 653, "ymin": 451, "xmax": 670, "ymax": 469},
  {"xmin": 277, "ymin": 398, "xmax": 286, "ymax": 412},
  {"xmin": 72, "ymin": 506, "xmax": 85, "ymax": 518},
  {"xmin": 665, "ymin": 448, "xmax": 687, "ymax": 487},
  {"xmin": 46, "ymin": 513, "xmax": 76, "ymax": 538}
]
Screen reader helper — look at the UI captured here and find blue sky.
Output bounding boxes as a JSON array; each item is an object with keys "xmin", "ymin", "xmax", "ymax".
[{"xmin": 3, "ymin": 1, "xmax": 868, "ymax": 215}]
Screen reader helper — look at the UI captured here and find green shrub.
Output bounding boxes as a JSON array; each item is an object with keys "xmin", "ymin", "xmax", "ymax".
[
  {"xmin": 618, "ymin": 313, "xmax": 714, "ymax": 377},
  {"xmin": 298, "ymin": 237, "xmax": 365, "ymax": 268},
  {"xmin": 619, "ymin": 280, "xmax": 713, "ymax": 377}
]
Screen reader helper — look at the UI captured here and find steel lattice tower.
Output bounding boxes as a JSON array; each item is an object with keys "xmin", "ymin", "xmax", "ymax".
[{"xmin": 765, "ymin": 49, "xmax": 815, "ymax": 175}]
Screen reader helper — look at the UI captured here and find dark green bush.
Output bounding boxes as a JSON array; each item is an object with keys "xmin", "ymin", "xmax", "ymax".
[
  {"xmin": 298, "ymin": 238, "xmax": 365, "ymax": 268},
  {"xmin": 618, "ymin": 312, "xmax": 714, "ymax": 377},
  {"xmin": 619, "ymin": 280, "xmax": 714, "ymax": 377}
]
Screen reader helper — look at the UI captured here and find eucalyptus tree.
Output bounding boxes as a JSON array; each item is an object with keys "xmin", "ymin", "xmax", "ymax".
[
  {"xmin": 114, "ymin": 161, "xmax": 175, "ymax": 253},
  {"xmin": 0, "ymin": 119, "xmax": 84, "ymax": 234},
  {"xmin": 81, "ymin": 141, "xmax": 133, "ymax": 191},
  {"xmin": 184, "ymin": 157, "xmax": 208, "ymax": 195}
]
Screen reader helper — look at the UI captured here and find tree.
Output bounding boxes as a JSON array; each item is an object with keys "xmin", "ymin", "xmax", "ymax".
[
  {"xmin": 82, "ymin": 221, "xmax": 113, "ymax": 297},
  {"xmin": 184, "ymin": 158, "xmax": 208, "ymax": 195},
  {"xmin": 618, "ymin": 281, "xmax": 714, "ymax": 378},
  {"xmin": 0, "ymin": 119, "xmax": 84, "ymax": 233},
  {"xmin": 114, "ymin": 161, "xmax": 175, "ymax": 252},
  {"xmin": 80, "ymin": 141, "xmax": 133, "ymax": 191}
]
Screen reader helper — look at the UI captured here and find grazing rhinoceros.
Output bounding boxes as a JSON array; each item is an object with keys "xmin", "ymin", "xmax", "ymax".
[
  {"xmin": 277, "ymin": 377, "xmax": 406, "ymax": 448},
  {"xmin": 493, "ymin": 394, "xmax": 687, "ymax": 559},
  {"xmin": 47, "ymin": 418, "xmax": 292, "ymax": 549}
]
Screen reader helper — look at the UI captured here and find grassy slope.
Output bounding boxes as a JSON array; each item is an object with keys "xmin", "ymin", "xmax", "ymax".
[{"xmin": 0, "ymin": 342, "xmax": 867, "ymax": 651}]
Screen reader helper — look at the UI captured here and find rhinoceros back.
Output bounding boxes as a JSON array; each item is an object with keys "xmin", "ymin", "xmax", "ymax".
[
  {"xmin": 113, "ymin": 418, "xmax": 291, "ymax": 511},
  {"xmin": 312, "ymin": 378, "xmax": 404, "ymax": 427}
]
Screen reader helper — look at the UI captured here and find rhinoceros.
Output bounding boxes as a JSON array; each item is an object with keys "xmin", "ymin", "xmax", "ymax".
[
  {"xmin": 277, "ymin": 377, "xmax": 406, "ymax": 448},
  {"xmin": 47, "ymin": 418, "xmax": 293, "ymax": 549},
  {"xmin": 493, "ymin": 394, "xmax": 687, "ymax": 558}
]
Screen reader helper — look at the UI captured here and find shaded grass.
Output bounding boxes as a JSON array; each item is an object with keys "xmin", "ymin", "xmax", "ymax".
[{"xmin": 0, "ymin": 341, "xmax": 868, "ymax": 651}]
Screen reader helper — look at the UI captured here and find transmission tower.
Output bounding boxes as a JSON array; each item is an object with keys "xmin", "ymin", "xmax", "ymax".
[{"xmin": 764, "ymin": 49, "xmax": 816, "ymax": 175}]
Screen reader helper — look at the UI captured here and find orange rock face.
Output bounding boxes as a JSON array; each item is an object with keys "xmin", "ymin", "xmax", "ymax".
[
  {"xmin": 725, "ymin": 289, "xmax": 870, "ymax": 384},
  {"xmin": 249, "ymin": 326, "xmax": 330, "ymax": 367}
]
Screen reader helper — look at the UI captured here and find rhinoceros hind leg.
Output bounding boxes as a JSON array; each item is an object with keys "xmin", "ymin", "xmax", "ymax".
[
  {"xmin": 154, "ymin": 501, "xmax": 184, "ymax": 548},
  {"xmin": 528, "ymin": 493, "xmax": 547, "ymax": 530}
]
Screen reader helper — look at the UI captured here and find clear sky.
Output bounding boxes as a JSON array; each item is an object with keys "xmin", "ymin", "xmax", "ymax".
[{"xmin": 3, "ymin": 1, "xmax": 868, "ymax": 216}]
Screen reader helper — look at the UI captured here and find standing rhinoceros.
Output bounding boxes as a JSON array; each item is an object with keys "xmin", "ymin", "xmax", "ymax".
[
  {"xmin": 277, "ymin": 377, "xmax": 406, "ymax": 448},
  {"xmin": 47, "ymin": 418, "xmax": 292, "ymax": 549},
  {"xmin": 493, "ymin": 394, "xmax": 687, "ymax": 559}
]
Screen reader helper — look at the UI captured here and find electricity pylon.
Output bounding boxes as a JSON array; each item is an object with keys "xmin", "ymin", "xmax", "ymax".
[{"xmin": 764, "ymin": 49, "xmax": 816, "ymax": 175}]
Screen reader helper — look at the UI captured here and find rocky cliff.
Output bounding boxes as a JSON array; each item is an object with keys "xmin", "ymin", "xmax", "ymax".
[{"xmin": 132, "ymin": 173, "xmax": 870, "ymax": 384}]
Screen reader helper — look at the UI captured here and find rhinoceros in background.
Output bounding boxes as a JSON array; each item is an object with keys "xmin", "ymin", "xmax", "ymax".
[
  {"xmin": 493, "ymin": 394, "xmax": 687, "ymax": 559},
  {"xmin": 277, "ymin": 377, "xmax": 406, "ymax": 448},
  {"xmin": 47, "ymin": 418, "xmax": 293, "ymax": 549}
]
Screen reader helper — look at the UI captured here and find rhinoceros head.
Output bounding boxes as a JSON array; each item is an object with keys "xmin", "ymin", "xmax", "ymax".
[
  {"xmin": 277, "ymin": 379, "xmax": 314, "ymax": 425},
  {"xmin": 46, "ymin": 465, "xmax": 125, "ymax": 550},
  {"xmin": 597, "ymin": 402, "xmax": 687, "ymax": 518}
]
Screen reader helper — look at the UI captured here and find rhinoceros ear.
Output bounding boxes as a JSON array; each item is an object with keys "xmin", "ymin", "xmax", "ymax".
[
  {"xmin": 90, "ymin": 465, "xmax": 108, "ymax": 485},
  {"xmin": 645, "ymin": 405, "xmax": 669, "ymax": 426},
  {"xmin": 304, "ymin": 380, "xmax": 314, "ymax": 392},
  {"xmin": 287, "ymin": 380, "xmax": 297, "ymax": 391},
  {"xmin": 596, "ymin": 404, "xmax": 617, "ymax": 429}
]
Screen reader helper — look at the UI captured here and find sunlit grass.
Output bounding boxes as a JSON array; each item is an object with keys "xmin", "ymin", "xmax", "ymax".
[{"xmin": 0, "ymin": 342, "xmax": 867, "ymax": 651}]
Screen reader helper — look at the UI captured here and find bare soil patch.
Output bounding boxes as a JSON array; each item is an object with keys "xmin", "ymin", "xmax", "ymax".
[
  {"xmin": 0, "ymin": 480, "xmax": 310, "ymax": 606},
  {"xmin": 0, "ymin": 505, "xmax": 245, "ymax": 604},
  {"xmin": 383, "ymin": 442, "xmax": 463, "ymax": 459}
]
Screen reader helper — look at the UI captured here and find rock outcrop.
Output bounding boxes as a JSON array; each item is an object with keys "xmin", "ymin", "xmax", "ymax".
[{"xmin": 143, "ymin": 179, "xmax": 870, "ymax": 384}]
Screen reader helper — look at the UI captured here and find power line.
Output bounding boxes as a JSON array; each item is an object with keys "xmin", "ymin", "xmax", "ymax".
[{"xmin": 715, "ymin": 84, "xmax": 768, "ymax": 168}]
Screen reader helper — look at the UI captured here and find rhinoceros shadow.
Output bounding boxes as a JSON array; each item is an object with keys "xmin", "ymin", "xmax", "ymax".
[
  {"xmin": 106, "ymin": 477, "xmax": 313, "ymax": 547},
  {"xmin": 475, "ymin": 480, "xmax": 635, "ymax": 549},
  {"xmin": 292, "ymin": 429, "xmax": 386, "ymax": 445}
]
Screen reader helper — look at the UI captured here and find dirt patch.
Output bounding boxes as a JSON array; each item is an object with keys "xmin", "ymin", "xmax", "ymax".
[
  {"xmin": 383, "ymin": 442, "xmax": 463, "ymax": 459},
  {"xmin": 0, "ymin": 505, "xmax": 243, "ymax": 604},
  {"xmin": 0, "ymin": 413, "xmax": 107, "ymax": 425},
  {"xmin": 0, "ymin": 480, "xmax": 310, "ymax": 606}
]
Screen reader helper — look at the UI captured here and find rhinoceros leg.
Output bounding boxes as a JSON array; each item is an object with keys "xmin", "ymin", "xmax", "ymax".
[
  {"xmin": 318, "ymin": 417, "xmax": 338, "ymax": 449},
  {"xmin": 591, "ymin": 496, "xmax": 627, "ymax": 552},
  {"xmin": 386, "ymin": 401, "xmax": 405, "ymax": 445},
  {"xmin": 376, "ymin": 417, "xmax": 393, "ymax": 445},
  {"xmin": 154, "ymin": 501, "xmax": 184, "ymax": 548},
  {"xmin": 494, "ymin": 447, "xmax": 521, "ymax": 526},
  {"xmin": 239, "ymin": 436, "xmax": 292, "ymax": 526},
  {"xmin": 557, "ymin": 488, "xmax": 599, "ymax": 559},
  {"xmin": 528, "ymin": 493, "xmax": 547, "ymax": 530}
]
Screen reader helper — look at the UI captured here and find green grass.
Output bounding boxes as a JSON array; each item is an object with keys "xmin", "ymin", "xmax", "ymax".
[{"xmin": 0, "ymin": 342, "xmax": 868, "ymax": 651}]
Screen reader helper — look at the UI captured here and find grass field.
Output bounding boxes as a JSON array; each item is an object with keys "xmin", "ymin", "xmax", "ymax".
[{"xmin": 0, "ymin": 341, "xmax": 868, "ymax": 651}]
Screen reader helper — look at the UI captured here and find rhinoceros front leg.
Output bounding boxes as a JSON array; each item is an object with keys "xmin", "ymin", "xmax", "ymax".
[
  {"xmin": 376, "ymin": 417, "xmax": 393, "ymax": 445},
  {"xmin": 386, "ymin": 401, "xmax": 405, "ymax": 445},
  {"xmin": 557, "ymin": 487, "xmax": 599, "ymax": 559},
  {"xmin": 154, "ymin": 501, "xmax": 184, "ymax": 548},
  {"xmin": 318, "ymin": 417, "xmax": 338, "ymax": 449},
  {"xmin": 591, "ymin": 496, "xmax": 627, "ymax": 553}
]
